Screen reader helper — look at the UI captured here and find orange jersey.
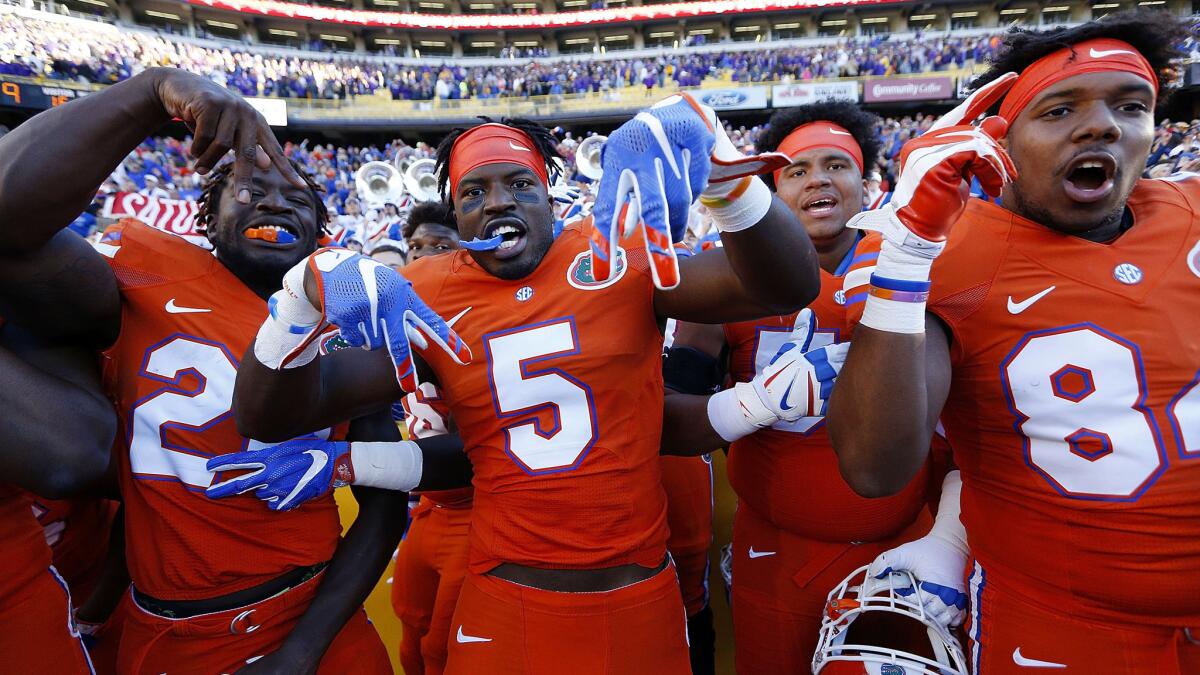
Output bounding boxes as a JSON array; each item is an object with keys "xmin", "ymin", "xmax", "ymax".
[
  {"xmin": 915, "ymin": 181, "xmax": 1200, "ymax": 626},
  {"xmin": 30, "ymin": 496, "xmax": 119, "ymax": 599},
  {"xmin": 724, "ymin": 255, "xmax": 931, "ymax": 542},
  {"xmin": 97, "ymin": 222, "xmax": 340, "ymax": 600},
  {"xmin": 403, "ymin": 222, "xmax": 668, "ymax": 573},
  {"xmin": 0, "ymin": 485, "xmax": 53, "ymax": 600},
  {"xmin": 401, "ymin": 384, "xmax": 473, "ymax": 508}
]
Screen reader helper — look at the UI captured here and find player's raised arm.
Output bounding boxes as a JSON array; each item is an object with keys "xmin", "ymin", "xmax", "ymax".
[
  {"xmin": 0, "ymin": 323, "xmax": 115, "ymax": 499},
  {"xmin": 0, "ymin": 68, "xmax": 298, "ymax": 346},
  {"xmin": 234, "ymin": 248, "xmax": 467, "ymax": 441},
  {"xmin": 0, "ymin": 67, "xmax": 299, "ymax": 255},
  {"xmin": 587, "ymin": 93, "xmax": 820, "ymax": 323},
  {"xmin": 827, "ymin": 76, "xmax": 1017, "ymax": 497}
]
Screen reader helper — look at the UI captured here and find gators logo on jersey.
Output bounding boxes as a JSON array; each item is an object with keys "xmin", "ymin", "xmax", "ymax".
[
  {"xmin": 320, "ymin": 330, "xmax": 353, "ymax": 354},
  {"xmin": 567, "ymin": 249, "xmax": 626, "ymax": 291}
]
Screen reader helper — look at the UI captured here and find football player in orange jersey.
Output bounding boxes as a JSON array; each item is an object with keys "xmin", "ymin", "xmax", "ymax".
[
  {"xmin": 829, "ymin": 11, "xmax": 1200, "ymax": 674},
  {"xmin": 0, "ymin": 68, "xmax": 410, "ymax": 674},
  {"xmin": 662, "ymin": 101, "xmax": 954, "ymax": 674},
  {"xmin": 217, "ymin": 99, "xmax": 823, "ymax": 674},
  {"xmin": 384, "ymin": 201, "xmax": 470, "ymax": 675},
  {"xmin": 0, "ymin": 325, "xmax": 116, "ymax": 675}
]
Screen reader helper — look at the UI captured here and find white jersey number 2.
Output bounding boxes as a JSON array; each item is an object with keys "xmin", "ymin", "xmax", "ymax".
[
  {"xmin": 128, "ymin": 336, "xmax": 323, "ymax": 490},
  {"xmin": 485, "ymin": 318, "xmax": 598, "ymax": 475},
  {"xmin": 1002, "ymin": 325, "xmax": 1199, "ymax": 501}
]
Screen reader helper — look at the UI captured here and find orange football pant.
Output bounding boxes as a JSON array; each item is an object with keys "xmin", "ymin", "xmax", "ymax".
[
  {"xmin": 661, "ymin": 454, "xmax": 714, "ymax": 617},
  {"xmin": 391, "ymin": 497, "xmax": 472, "ymax": 675},
  {"xmin": 444, "ymin": 563, "xmax": 690, "ymax": 675},
  {"xmin": 109, "ymin": 570, "xmax": 390, "ymax": 674},
  {"xmin": 966, "ymin": 559, "xmax": 1200, "ymax": 674},
  {"xmin": 0, "ymin": 565, "xmax": 94, "ymax": 674},
  {"xmin": 731, "ymin": 503, "xmax": 932, "ymax": 675}
]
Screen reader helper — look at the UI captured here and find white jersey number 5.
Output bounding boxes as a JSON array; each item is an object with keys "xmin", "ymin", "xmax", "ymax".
[{"xmin": 485, "ymin": 318, "xmax": 598, "ymax": 475}]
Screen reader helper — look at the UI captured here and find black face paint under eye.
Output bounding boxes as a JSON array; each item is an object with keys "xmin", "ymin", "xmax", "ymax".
[
  {"xmin": 460, "ymin": 196, "xmax": 484, "ymax": 214},
  {"xmin": 513, "ymin": 190, "xmax": 541, "ymax": 204}
]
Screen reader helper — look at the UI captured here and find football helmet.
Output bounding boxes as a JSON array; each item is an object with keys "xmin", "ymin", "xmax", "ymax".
[{"xmin": 813, "ymin": 565, "xmax": 968, "ymax": 675}]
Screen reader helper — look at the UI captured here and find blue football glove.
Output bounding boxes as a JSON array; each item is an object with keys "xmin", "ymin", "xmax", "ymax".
[
  {"xmin": 205, "ymin": 439, "xmax": 353, "ymax": 511},
  {"xmin": 590, "ymin": 93, "xmax": 715, "ymax": 290},
  {"xmin": 590, "ymin": 92, "xmax": 789, "ymax": 290},
  {"xmin": 284, "ymin": 248, "xmax": 471, "ymax": 391}
]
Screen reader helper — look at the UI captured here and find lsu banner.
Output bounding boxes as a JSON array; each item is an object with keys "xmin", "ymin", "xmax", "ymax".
[
  {"xmin": 102, "ymin": 192, "xmax": 208, "ymax": 248},
  {"xmin": 772, "ymin": 81, "xmax": 859, "ymax": 107}
]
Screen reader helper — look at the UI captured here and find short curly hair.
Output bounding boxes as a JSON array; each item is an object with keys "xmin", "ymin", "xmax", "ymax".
[
  {"xmin": 402, "ymin": 200, "xmax": 457, "ymax": 240},
  {"xmin": 756, "ymin": 100, "xmax": 883, "ymax": 188},
  {"xmin": 971, "ymin": 9, "xmax": 1192, "ymax": 108}
]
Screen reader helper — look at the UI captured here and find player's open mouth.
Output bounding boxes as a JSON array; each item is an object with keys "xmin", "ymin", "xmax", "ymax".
[
  {"xmin": 243, "ymin": 220, "xmax": 301, "ymax": 247},
  {"xmin": 1062, "ymin": 152, "xmax": 1117, "ymax": 204},
  {"xmin": 801, "ymin": 194, "xmax": 840, "ymax": 217},
  {"xmin": 482, "ymin": 217, "xmax": 528, "ymax": 260}
]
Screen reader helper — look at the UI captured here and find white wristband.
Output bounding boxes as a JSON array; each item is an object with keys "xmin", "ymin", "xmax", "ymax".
[
  {"xmin": 706, "ymin": 384, "xmax": 775, "ymax": 443},
  {"xmin": 253, "ymin": 262, "xmax": 324, "ymax": 369},
  {"xmin": 350, "ymin": 440, "xmax": 423, "ymax": 492},
  {"xmin": 702, "ymin": 176, "xmax": 772, "ymax": 233},
  {"xmin": 858, "ymin": 236, "xmax": 937, "ymax": 335}
]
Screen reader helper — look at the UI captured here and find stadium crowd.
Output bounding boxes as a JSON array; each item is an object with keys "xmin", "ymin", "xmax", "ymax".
[
  {"xmin": 78, "ymin": 111, "xmax": 1200, "ymax": 245},
  {"xmin": 0, "ymin": 11, "xmax": 1004, "ymax": 100}
]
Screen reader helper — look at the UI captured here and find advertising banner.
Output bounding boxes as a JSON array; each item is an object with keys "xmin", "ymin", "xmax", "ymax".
[
  {"xmin": 772, "ymin": 81, "xmax": 859, "ymax": 107},
  {"xmin": 102, "ymin": 192, "xmax": 207, "ymax": 249},
  {"xmin": 863, "ymin": 76, "xmax": 955, "ymax": 103},
  {"xmin": 696, "ymin": 86, "xmax": 769, "ymax": 111}
]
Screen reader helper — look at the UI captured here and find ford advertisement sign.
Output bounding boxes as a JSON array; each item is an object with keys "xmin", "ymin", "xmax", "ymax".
[{"xmin": 698, "ymin": 86, "xmax": 769, "ymax": 111}]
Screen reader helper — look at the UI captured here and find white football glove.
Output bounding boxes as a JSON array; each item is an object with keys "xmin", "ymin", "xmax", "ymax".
[
  {"xmin": 706, "ymin": 309, "xmax": 849, "ymax": 442},
  {"xmin": 866, "ymin": 470, "xmax": 969, "ymax": 629}
]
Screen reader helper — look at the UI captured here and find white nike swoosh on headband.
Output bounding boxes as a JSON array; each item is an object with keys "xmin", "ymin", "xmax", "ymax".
[
  {"xmin": 1090, "ymin": 48, "xmax": 1135, "ymax": 58},
  {"xmin": 508, "ymin": 141, "xmax": 531, "ymax": 152},
  {"xmin": 829, "ymin": 129, "xmax": 853, "ymax": 136}
]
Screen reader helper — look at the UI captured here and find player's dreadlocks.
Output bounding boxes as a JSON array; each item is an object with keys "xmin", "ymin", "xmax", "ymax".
[
  {"xmin": 972, "ymin": 9, "xmax": 1192, "ymax": 108},
  {"xmin": 402, "ymin": 200, "xmax": 457, "ymax": 240},
  {"xmin": 756, "ymin": 100, "xmax": 883, "ymax": 189},
  {"xmin": 196, "ymin": 158, "xmax": 329, "ymax": 234},
  {"xmin": 434, "ymin": 117, "xmax": 564, "ymax": 203}
]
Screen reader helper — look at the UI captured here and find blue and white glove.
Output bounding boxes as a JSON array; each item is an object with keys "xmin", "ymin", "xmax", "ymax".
[
  {"xmin": 866, "ymin": 470, "xmax": 969, "ymax": 629},
  {"xmin": 206, "ymin": 438, "xmax": 426, "ymax": 510},
  {"xmin": 706, "ymin": 309, "xmax": 849, "ymax": 442},
  {"xmin": 282, "ymin": 248, "xmax": 472, "ymax": 391},
  {"xmin": 205, "ymin": 439, "xmax": 353, "ymax": 511},
  {"xmin": 590, "ymin": 92, "xmax": 788, "ymax": 289}
]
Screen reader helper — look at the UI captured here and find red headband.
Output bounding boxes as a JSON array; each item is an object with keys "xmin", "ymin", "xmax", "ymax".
[
  {"xmin": 999, "ymin": 38, "xmax": 1158, "ymax": 122},
  {"xmin": 773, "ymin": 122, "xmax": 864, "ymax": 183},
  {"xmin": 448, "ymin": 123, "xmax": 549, "ymax": 197}
]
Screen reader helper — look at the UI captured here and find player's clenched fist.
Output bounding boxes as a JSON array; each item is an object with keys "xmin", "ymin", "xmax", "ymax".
[
  {"xmin": 590, "ymin": 92, "xmax": 788, "ymax": 289},
  {"xmin": 255, "ymin": 249, "xmax": 470, "ymax": 392},
  {"xmin": 848, "ymin": 72, "xmax": 1019, "ymax": 249},
  {"xmin": 706, "ymin": 309, "xmax": 849, "ymax": 442}
]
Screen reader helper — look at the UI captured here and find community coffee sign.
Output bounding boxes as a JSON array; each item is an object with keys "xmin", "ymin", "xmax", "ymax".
[{"xmin": 863, "ymin": 76, "xmax": 954, "ymax": 103}]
